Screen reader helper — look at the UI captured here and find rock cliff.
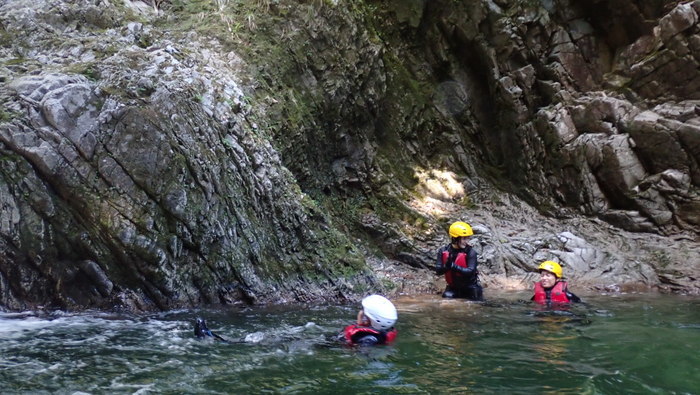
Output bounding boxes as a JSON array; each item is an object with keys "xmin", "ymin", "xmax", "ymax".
[{"xmin": 0, "ymin": 0, "xmax": 698, "ymax": 311}]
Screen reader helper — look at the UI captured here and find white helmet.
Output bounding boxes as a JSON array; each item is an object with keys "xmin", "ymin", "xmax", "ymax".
[{"xmin": 362, "ymin": 294, "xmax": 397, "ymax": 331}]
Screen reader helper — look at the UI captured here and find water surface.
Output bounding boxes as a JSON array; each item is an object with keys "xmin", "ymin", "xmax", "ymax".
[{"xmin": 1, "ymin": 292, "xmax": 698, "ymax": 394}]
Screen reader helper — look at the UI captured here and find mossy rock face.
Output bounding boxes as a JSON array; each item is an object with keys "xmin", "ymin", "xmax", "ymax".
[{"xmin": 0, "ymin": 0, "xmax": 384, "ymax": 310}]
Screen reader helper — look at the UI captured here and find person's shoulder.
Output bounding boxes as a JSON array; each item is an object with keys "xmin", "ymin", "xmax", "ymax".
[{"xmin": 561, "ymin": 282, "xmax": 582, "ymax": 302}]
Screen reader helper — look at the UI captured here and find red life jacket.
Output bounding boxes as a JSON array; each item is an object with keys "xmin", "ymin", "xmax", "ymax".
[
  {"xmin": 442, "ymin": 250, "xmax": 468, "ymax": 287},
  {"xmin": 343, "ymin": 324, "xmax": 397, "ymax": 345},
  {"xmin": 533, "ymin": 281, "xmax": 570, "ymax": 304}
]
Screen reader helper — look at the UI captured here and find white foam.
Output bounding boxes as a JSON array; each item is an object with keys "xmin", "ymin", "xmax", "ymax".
[{"xmin": 244, "ymin": 331, "xmax": 265, "ymax": 343}]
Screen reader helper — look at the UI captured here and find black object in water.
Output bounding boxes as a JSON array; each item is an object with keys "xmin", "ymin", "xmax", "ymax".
[{"xmin": 194, "ymin": 318, "xmax": 231, "ymax": 342}]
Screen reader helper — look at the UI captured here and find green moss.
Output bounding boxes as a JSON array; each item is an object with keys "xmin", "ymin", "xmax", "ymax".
[
  {"xmin": 352, "ymin": 280, "xmax": 371, "ymax": 295},
  {"xmin": 0, "ymin": 109, "xmax": 16, "ymax": 122},
  {"xmin": 380, "ymin": 278, "xmax": 397, "ymax": 292},
  {"xmin": 99, "ymin": 84, "xmax": 128, "ymax": 100},
  {"xmin": 146, "ymin": 0, "xmax": 431, "ymax": 280},
  {"xmin": 382, "ymin": 52, "xmax": 431, "ymax": 105},
  {"xmin": 64, "ymin": 62, "xmax": 100, "ymax": 81},
  {"xmin": 158, "ymin": 0, "xmax": 275, "ymax": 51},
  {"xmin": 0, "ymin": 24, "xmax": 12, "ymax": 48},
  {"xmin": 3, "ymin": 58, "xmax": 27, "ymax": 65},
  {"xmin": 650, "ymin": 250, "xmax": 672, "ymax": 269},
  {"xmin": 456, "ymin": 194, "xmax": 475, "ymax": 209},
  {"xmin": 281, "ymin": 89, "xmax": 314, "ymax": 130},
  {"xmin": 136, "ymin": 34, "xmax": 153, "ymax": 49}
]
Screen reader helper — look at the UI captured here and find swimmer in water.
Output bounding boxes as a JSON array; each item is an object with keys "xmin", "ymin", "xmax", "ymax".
[
  {"xmin": 342, "ymin": 294, "xmax": 398, "ymax": 346},
  {"xmin": 532, "ymin": 261, "xmax": 581, "ymax": 305},
  {"xmin": 194, "ymin": 318, "xmax": 230, "ymax": 342}
]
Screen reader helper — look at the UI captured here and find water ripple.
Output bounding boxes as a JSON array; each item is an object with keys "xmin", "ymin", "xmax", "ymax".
[{"xmin": 0, "ymin": 294, "xmax": 698, "ymax": 394}]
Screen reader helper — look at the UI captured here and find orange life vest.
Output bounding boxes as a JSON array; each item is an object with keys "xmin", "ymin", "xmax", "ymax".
[
  {"xmin": 343, "ymin": 324, "xmax": 397, "ymax": 345},
  {"xmin": 533, "ymin": 281, "xmax": 570, "ymax": 304},
  {"xmin": 441, "ymin": 250, "xmax": 468, "ymax": 287}
]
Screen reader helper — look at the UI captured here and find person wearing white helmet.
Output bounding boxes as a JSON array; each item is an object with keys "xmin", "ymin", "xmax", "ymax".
[
  {"xmin": 435, "ymin": 221, "xmax": 483, "ymax": 300},
  {"xmin": 343, "ymin": 294, "xmax": 398, "ymax": 346}
]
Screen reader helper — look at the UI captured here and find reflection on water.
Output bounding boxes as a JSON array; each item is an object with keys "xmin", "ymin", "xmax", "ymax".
[{"xmin": 0, "ymin": 293, "xmax": 699, "ymax": 394}]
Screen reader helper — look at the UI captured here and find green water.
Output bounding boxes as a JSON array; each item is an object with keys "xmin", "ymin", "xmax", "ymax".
[{"xmin": 1, "ymin": 292, "xmax": 698, "ymax": 394}]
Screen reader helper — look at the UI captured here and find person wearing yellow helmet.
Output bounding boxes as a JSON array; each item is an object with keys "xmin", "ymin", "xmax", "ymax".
[
  {"xmin": 532, "ymin": 260, "xmax": 581, "ymax": 304},
  {"xmin": 435, "ymin": 221, "xmax": 483, "ymax": 301}
]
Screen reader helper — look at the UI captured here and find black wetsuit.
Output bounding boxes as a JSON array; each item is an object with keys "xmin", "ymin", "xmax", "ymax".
[
  {"xmin": 435, "ymin": 244, "xmax": 483, "ymax": 301},
  {"xmin": 194, "ymin": 318, "xmax": 230, "ymax": 342}
]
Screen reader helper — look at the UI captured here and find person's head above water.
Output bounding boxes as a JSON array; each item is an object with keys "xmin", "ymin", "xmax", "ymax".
[
  {"xmin": 360, "ymin": 294, "xmax": 398, "ymax": 331},
  {"xmin": 538, "ymin": 260, "xmax": 563, "ymax": 288},
  {"xmin": 449, "ymin": 221, "xmax": 473, "ymax": 249},
  {"xmin": 532, "ymin": 260, "xmax": 581, "ymax": 304},
  {"xmin": 344, "ymin": 295, "xmax": 399, "ymax": 346}
]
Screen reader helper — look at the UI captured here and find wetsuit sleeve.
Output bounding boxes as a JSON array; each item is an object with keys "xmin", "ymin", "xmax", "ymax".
[
  {"xmin": 566, "ymin": 291, "xmax": 581, "ymax": 303},
  {"xmin": 435, "ymin": 246, "xmax": 449, "ymax": 274},
  {"xmin": 560, "ymin": 283, "xmax": 581, "ymax": 302},
  {"xmin": 449, "ymin": 248, "xmax": 477, "ymax": 275}
]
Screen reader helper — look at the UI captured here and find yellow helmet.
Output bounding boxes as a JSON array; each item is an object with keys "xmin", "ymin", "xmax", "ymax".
[
  {"xmin": 538, "ymin": 260, "xmax": 563, "ymax": 278},
  {"xmin": 449, "ymin": 221, "xmax": 473, "ymax": 238}
]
